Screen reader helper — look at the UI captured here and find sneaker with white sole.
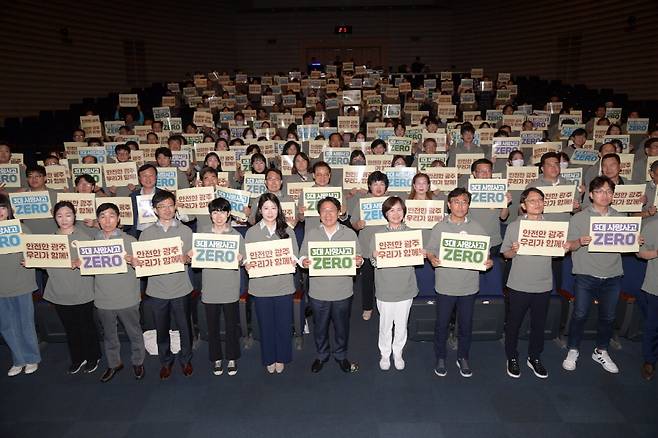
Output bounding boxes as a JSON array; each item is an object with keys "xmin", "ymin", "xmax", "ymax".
[
  {"xmin": 456, "ymin": 358, "xmax": 472, "ymax": 378},
  {"xmin": 527, "ymin": 358, "xmax": 548, "ymax": 379},
  {"xmin": 83, "ymin": 359, "xmax": 100, "ymax": 374},
  {"xmin": 562, "ymin": 349, "xmax": 579, "ymax": 371},
  {"xmin": 213, "ymin": 360, "xmax": 223, "ymax": 376},
  {"xmin": 24, "ymin": 363, "xmax": 38, "ymax": 375},
  {"xmin": 592, "ymin": 349, "xmax": 619, "ymax": 373},
  {"xmin": 68, "ymin": 360, "xmax": 87, "ymax": 374},
  {"xmin": 507, "ymin": 358, "xmax": 521, "ymax": 378},
  {"xmin": 7, "ymin": 365, "xmax": 23, "ymax": 377},
  {"xmin": 434, "ymin": 359, "xmax": 447, "ymax": 377},
  {"xmin": 379, "ymin": 356, "xmax": 391, "ymax": 371},
  {"xmin": 227, "ymin": 360, "xmax": 237, "ymax": 376},
  {"xmin": 393, "ymin": 355, "xmax": 405, "ymax": 370}
]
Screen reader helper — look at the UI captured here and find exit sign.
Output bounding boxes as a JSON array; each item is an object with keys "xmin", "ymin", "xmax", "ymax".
[{"xmin": 334, "ymin": 25, "xmax": 352, "ymax": 34}]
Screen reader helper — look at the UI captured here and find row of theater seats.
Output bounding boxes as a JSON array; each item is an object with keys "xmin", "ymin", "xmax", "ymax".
[
  {"xmin": 31, "ymin": 249, "xmax": 648, "ymax": 353},
  {"xmin": 5, "ymin": 74, "xmax": 658, "ymax": 155}
]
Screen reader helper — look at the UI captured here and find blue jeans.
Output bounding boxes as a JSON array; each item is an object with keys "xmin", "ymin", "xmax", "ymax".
[
  {"xmin": 434, "ymin": 293, "xmax": 476, "ymax": 360},
  {"xmin": 0, "ymin": 293, "xmax": 41, "ymax": 366},
  {"xmin": 636, "ymin": 290, "xmax": 658, "ymax": 364},
  {"xmin": 567, "ymin": 275, "xmax": 621, "ymax": 351}
]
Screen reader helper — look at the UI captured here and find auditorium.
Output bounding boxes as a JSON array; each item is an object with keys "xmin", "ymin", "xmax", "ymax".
[{"xmin": 1, "ymin": 1, "xmax": 657, "ymax": 437}]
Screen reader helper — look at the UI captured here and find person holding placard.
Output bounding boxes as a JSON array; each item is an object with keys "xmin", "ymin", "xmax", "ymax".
[
  {"xmin": 408, "ymin": 172, "xmax": 445, "ymax": 242},
  {"xmin": 250, "ymin": 153, "xmax": 268, "ymax": 175},
  {"xmin": 202, "ymin": 152, "xmax": 223, "ymax": 173},
  {"xmin": 300, "ymin": 197, "xmax": 363, "ymax": 373},
  {"xmin": 370, "ymin": 139, "xmax": 387, "ymax": 155},
  {"xmin": 0, "ymin": 195, "xmax": 40, "ymax": 377},
  {"xmin": 426, "ymin": 188, "xmax": 494, "ymax": 378},
  {"xmin": 582, "ymin": 143, "xmax": 618, "ymax": 188},
  {"xmin": 526, "ymin": 152, "xmax": 582, "ymax": 294},
  {"xmin": 128, "ymin": 164, "xmax": 165, "ymax": 238},
  {"xmin": 193, "ymin": 197, "xmax": 245, "ymax": 377},
  {"xmin": 467, "ymin": 158, "xmax": 512, "ymax": 255},
  {"xmin": 22, "ymin": 164, "xmax": 58, "ymax": 234},
  {"xmin": 42, "ymin": 201, "xmax": 100, "ymax": 374},
  {"xmin": 0, "ymin": 142, "xmax": 27, "ymax": 195},
  {"xmin": 285, "ymin": 152, "xmax": 312, "ymax": 184},
  {"xmin": 203, "ymin": 151, "xmax": 238, "ymax": 190},
  {"xmin": 585, "ymin": 106, "xmax": 606, "ymax": 136},
  {"xmin": 369, "ymin": 197, "xmax": 420, "ymax": 371},
  {"xmin": 189, "ymin": 166, "xmax": 221, "ymax": 230},
  {"xmin": 73, "ymin": 174, "xmax": 103, "ymax": 229},
  {"xmin": 155, "ymin": 147, "xmax": 191, "ymax": 191},
  {"xmin": 107, "ymin": 144, "xmax": 136, "ymax": 197},
  {"xmin": 298, "ymin": 161, "xmax": 347, "ymax": 236},
  {"xmin": 248, "ymin": 169, "xmax": 294, "ymax": 225},
  {"xmin": 93, "ymin": 203, "xmax": 145, "ymax": 382},
  {"xmin": 636, "ymin": 217, "xmax": 658, "ymax": 380},
  {"xmin": 244, "ymin": 193, "xmax": 299, "ymax": 374},
  {"xmin": 635, "ymin": 160, "xmax": 657, "ymax": 222},
  {"xmin": 562, "ymin": 176, "xmax": 637, "ymax": 374},
  {"xmin": 136, "ymin": 191, "xmax": 194, "ymax": 380},
  {"xmin": 349, "ymin": 171, "xmax": 390, "ymax": 321},
  {"xmin": 501, "ymin": 188, "xmax": 571, "ymax": 379},
  {"xmin": 503, "ymin": 149, "xmax": 530, "ymax": 224},
  {"xmin": 562, "ymin": 128, "xmax": 588, "ymax": 159},
  {"xmin": 631, "ymin": 138, "xmax": 658, "ymax": 183},
  {"xmin": 581, "ymin": 154, "xmax": 637, "ymax": 211},
  {"xmin": 447, "ymin": 124, "xmax": 485, "ymax": 167}
]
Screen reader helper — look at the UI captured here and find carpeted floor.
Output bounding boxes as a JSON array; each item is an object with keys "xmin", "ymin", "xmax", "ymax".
[{"xmin": 1, "ymin": 308, "xmax": 656, "ymax": 438}]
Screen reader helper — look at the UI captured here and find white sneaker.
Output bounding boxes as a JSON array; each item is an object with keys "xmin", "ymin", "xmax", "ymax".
[
  {"xmin": 7, "ymin": 365, "xmax": 23, "ymax": 377},
  {"xmin": 562, "ymin": 349, "xmax": 579, "ymax": 371},
  {"xmin": 592, "ymin": 349, "xmax": 619, "ymax": 373},
  {"xmin": 379, "ymin": 356, "xmax": 391, "ymax": 371},
  {"xmin": 213, "ymin": 360, "xmax": 223, "ymax": 376},
  {"xmin": 24, "ymin": 363, "xmax": 38, "ymax": 375},
  {"xmin": 393, "ymin": 355, "xmax": 405, "ymax": 370}
]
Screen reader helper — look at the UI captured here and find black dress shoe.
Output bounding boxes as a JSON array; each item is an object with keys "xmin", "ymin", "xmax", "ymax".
[
  {"xmin": 133, "ymin": 364, "xmax": 145, "ymax": 380},
  {"xmin": 182, "ymin": 362, "xmax": 194, "ymax": 377},
  {"xmin": 311, "ymin": 358, "xmax": 328, "ymax": 373},
  {"xmin": 160, "ymin": 363, "xmax": 173, "ymax": 380},
  {"xmin": 100, "ymin": 364, "xmax": 124, "ymax": 383},
  {"xmin": 336, "ymin": 358, "xmax": 359, "ymax": 373}
]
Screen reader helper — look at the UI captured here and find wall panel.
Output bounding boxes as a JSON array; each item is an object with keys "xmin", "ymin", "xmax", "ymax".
[{"xmin": 449, "ymin": 0, "xmax": 658, "ymax": 99}]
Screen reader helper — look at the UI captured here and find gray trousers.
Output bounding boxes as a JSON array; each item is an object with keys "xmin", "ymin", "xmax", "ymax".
[{"xmin": 97, "ymin": 304, "xmax": 145, "ymax": 368}]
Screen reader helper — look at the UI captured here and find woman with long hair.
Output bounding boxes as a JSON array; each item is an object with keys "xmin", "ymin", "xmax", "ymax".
[{"xmin": 244, "ymin": 193, "xmax": 299, "ymax": 373}]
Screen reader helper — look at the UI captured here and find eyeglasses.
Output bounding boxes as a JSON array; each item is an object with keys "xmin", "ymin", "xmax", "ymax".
[
  {"xmin": 156, "ymin": 204, "xmax": 175, "ymax": 210},
  {"xmin": 592, "ymin": 189, "xmax": 614, "ymax": 195}
]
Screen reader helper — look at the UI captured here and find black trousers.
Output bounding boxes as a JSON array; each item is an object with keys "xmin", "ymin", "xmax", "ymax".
[
  {"xmin": 310, "ymin": 296, "xmax": 352, "ymax": 361},
  {"xmin": 55, "ymin": 302, "xmax": 101, "ymax": 365},
  {"xmin": 204, "ymin": 301, "xmax": 241, "ymax": 362},
  {"xmin": 151, "ymin": 294, "xmax": 193, "ymax": 366},
  {"xmin": 504, "ymin": 289, "xmax": 551, "ymax": 361},
  {"xmin": 360, "ymin": 259, "xmax": 375, "ymax": 311}
]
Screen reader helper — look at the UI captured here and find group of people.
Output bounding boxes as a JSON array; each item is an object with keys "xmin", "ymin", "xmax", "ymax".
[{"xmin": 1, "ymin": 67, "xmax": 657, "ymax": 384}]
